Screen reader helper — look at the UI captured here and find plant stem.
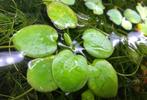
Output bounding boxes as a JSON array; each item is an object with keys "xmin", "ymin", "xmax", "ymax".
[
  {"xmin": 0, "ymin": 45, "xmax": 14, "ymax": 49},
  {"xmin": 12, "ymin": 88, "xmax": 33, "ymax": 100},
  {"xmin": 117, "ymin": 55, "xmax": 143, "ymax": 77},
  {"xmin": 0, "ymin": 93, "xmax": 14, "ymax": 99}
]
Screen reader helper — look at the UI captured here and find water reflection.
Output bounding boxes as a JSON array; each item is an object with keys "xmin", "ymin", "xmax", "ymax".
[{"xmin": 0, "ymin": 51, "xmax": 24, "ymax": 67}]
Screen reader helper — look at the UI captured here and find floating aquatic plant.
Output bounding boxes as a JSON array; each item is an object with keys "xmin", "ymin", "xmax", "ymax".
[
  {"xmin": 0, "ymin": 0, "xmax": 147, "ymax": 100},
  {"xmin": 12, "ymin": 25, "xmax": 58, "ymax": 58},
  {"xmin": 46, "ymin": 2, "xmax": 78, "ymax": 29}
]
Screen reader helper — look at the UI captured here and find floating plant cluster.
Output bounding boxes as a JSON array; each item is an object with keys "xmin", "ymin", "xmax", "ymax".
[{"xmin": 10, "ymin": 0, "xmax": 147, "ymax": 99}]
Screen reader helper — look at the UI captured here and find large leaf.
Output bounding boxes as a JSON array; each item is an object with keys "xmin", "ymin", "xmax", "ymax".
[
  {"xmin": 12, "ymin": 25, "xmax": 58, "ymax": 58},
  {"xmin": 82, "ymin": 29, "xmax": 114, "ymax": 58},
  {"xmin": 124, "ymin": 9, "xmax": 141, "ymax": 23},
  {"xmin": 27, "ymin": 57, "xmax": 58, "ymax": 92},
  {"xmin": 88, "ymin": 59, "xmax": 118, "ymax": 98},
  {"xmin": 107, "ymin": 9, "xmax": 123, "ymax": 25},
  {"xmin": 52, "ymin": 50, "xmax": 88, "ymax": 92},
  {"xmin": 47, "ymin": 2, "xmax": 78, "ymax": 29}
]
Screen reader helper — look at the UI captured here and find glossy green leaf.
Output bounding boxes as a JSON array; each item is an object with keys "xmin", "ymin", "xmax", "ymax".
[
  {"xmin": 82, "ymin": 29, "xmax": 114, "ymax": 58},
  {"xmin": 12, "ymin": 25, "xmax": 58, "ymax": 58},
  {"xmin": 52, "ymin": 50, "xmax": 88, "ymax": 92},
  {"xmin": 47, "ymin": 2, "xmax": 78, "ymax": 29},
  {"xmin": 81, "ymin": 89, "xmax": 95, "ymax": 100},
  {"xmin": 64, "ymin": 33, "xmax": 72, "ymax": 46},
  {"xmin": 124, "ymin": 9, "xmax": 141, "ymax": 23},
  {"xmin": 27, "ymin": 57, "xmax": 58, "ymax": 92},
  {"xmin": 88, "ymin": 59, "xmax": 118, "ymax": 98},
  {"xmin": 136, "ymin": 3, "xmax": 147, "ymax": 20},
  {"xmin": 121, "ymin": 17, "xmax": 132, "ymax": 30},
  {"xmin": 107, "ymin": 9, "xmax": 122, "ymax": 25}
]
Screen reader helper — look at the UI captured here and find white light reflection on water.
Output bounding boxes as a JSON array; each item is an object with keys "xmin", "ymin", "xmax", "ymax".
[
  {"xmin": 109, "ymin": 32, "xmax": 124, "ymax": 47},
  {"xmin": 0, "ymin": 51, "xmax": 24, "ymax": 67}
]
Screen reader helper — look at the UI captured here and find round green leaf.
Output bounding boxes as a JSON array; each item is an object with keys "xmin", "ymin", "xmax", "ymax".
[
  {"xmin": 12, "ymin": 25, "xmax": 58, "ymax": 58},
  {"xmin": 88, "ymin": 59, "xmax": 118, "ymax": 98},
  {"xmin": 47, "ymin": 2, "xmax": 78, "ymax": 29},
  {"xmin": 85, "ymin": 2, "xmax": 96, "ymax": 10},
  {"xmin": 124, "ymin": 9, "xmax": 141, "ymax": 23},
  {"xmin": 84, "ymin": 0, "xmax": 105, "ymax": 9},
  {"xmin": 81, "ymin": 89, "xmax": 95, "ymax": 100},
  {"xmin": 121, "ymin": 17, "xmax": 132, "ymax": 30},
  {"xmin": 85, "ymin": 2, "xmax": 103, "ymax": 15},
  {"xmin": 27, "ymin": 57, "xmax": 58, "ymax": 92},
  {"xmin": 107, "ymin": 9, "xmax": 122, "ymax": 25},
  {"xmin": 82, "ymin": 29, "xmax": 114, "ymax": 58},
  {"xmin": 84, "ymin": 0, "xmax": 105, "ymax": 15},
  {"xmin": 52, "ymin": 50, "xmax": 88, "ymax": 92}
]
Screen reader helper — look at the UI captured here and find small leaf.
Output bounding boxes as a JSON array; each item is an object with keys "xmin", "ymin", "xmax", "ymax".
[
  {"xmin": 64, "ymin": 33, "xmax": 72, "ymax": 46},
  {"xmin": 93, "ymin": 6, "xmax": 104, "ymax": 15},
  {"xmin": 85, "ymin": 2, "xmax": 97, "ymax": 10},
  {"xmin": 124, "ymin": 9, "xmax": 141, "ymax": 23},
  {"xmin": 107, "ymin": 9, "xmax": 122, "ymax": 25},
  {"xmin": 82, "ymin": 29, "xmax": 114, "ymax": 58},
  {"xmin": 12, "ymin": 25, "xmax": 58, "ymax": 58},
  {"xmin": 121, "ymin": 17, "xmax": 132, "ymax": 30},
  {"xmin": 84, "ymin": 0, "xmax": 105, "ymax": 9},
  {"xmin": 52, "ymin": 50, "xmax": 88, "ymax": 92},
  {"xmin": 81, "ymin": 89, "xmax": 95, "ymax": 100},
  {"xmin": 27, "ymin": 57, "xmax": 58, "ymax": 92},
  {"xmin": 88, "ymin": 59, "xmax": 118, "ymax": 98},
  {"xmin": 47, "ymin": 2, "xmax": 78, "ymax": 29},
  {"xmin": 84, "ymin": 0, "xmax": 105, "ymax": 15},
  {"xmin": 136, "ymin": 3, "xmax": 147, "ymax": 20}
]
